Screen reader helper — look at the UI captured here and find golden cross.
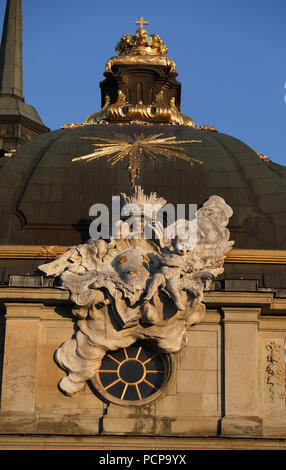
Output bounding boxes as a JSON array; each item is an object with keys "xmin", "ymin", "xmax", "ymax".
[{"xmin": 136, "ymin": 16, "xmax": 149, "ymax": 30}]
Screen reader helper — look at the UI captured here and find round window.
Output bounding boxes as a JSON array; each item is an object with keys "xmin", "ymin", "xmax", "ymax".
[{"xmin": 91, "ymin": 342, "xmax": 172, "ymax": 406}]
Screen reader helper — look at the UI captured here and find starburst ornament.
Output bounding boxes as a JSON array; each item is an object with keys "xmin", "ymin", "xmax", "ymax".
[{"xmin": 72, "ymin": 133, "xmax": 202, "ymax": 187}]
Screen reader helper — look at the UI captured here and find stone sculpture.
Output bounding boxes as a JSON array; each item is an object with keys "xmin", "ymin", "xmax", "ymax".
[{"xmin": 39, "ymin": 187, "xmax": 234, "ymax": 396}]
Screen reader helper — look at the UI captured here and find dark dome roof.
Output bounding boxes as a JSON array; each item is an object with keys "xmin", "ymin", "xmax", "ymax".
[{"xmin": 1, "ymin": 122, "xmax": 286, "ymax": 249}]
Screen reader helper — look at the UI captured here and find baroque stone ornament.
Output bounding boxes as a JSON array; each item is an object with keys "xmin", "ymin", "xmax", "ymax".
[
  {"xmin": 265, "ymin": 340, "xmax": 286, "ymax": 401},
  {"xmin": 39, "ymin": 187, "xmax": 234, "ymax": 397}
]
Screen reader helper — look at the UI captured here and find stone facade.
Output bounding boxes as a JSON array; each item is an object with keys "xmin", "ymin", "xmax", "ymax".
[
  {"xmin": 0, "ymin": 2, "xmax": 285, "ymax": 452},
  {"xmin": 0, "ymin": 286, "xmax": 286, "ymax": 449}
]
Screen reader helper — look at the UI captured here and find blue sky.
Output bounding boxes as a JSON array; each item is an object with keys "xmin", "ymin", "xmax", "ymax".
[{"xmin": 1, "ymin": 0, "xmax": 285, "ymax": 166}]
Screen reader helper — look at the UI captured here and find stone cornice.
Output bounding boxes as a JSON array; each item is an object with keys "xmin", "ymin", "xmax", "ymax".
[
  {"xmin": 0, "ymin": 288, "xmax": 285, "ymax": 315},
  {"xmin": 0, "ymin": 246, "xmax": 286, "ymax": 264}
]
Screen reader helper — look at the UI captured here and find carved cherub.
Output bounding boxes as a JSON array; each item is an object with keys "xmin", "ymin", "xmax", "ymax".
[
  {"xmin": 145, "ymin": 195, "xmax": 234, "ymax": 309},
  {"xmin": 145, "ymin": 238, "xmax": 187, "ymax": 311}
]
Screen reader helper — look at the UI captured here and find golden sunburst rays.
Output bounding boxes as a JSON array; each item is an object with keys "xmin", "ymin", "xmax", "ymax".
[{"xmin": 72, "ymin": 133, "xmax": 202, "ymax": 187}]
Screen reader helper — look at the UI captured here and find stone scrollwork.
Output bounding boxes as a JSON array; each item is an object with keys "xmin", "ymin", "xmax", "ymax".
[
  {"xmin": 265, "ymin": 340, "xmax": 286, "ymax": 402},
  {"xmin": 85, "ymin": 90, "xmax": 194, "ymax": 127},
  {"xmin": 39, "ymin": 187, "xmax": 234, "ymax": 397}
]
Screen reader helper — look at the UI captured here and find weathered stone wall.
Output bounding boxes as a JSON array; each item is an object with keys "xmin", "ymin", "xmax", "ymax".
[{"xmin": 0, "ymin": 287, "xmax": 286, "ymax": 444}]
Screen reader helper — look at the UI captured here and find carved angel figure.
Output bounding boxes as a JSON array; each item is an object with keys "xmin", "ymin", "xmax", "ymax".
[{"xmin": 39, "ymin": 188, "xmax": 233, "ymax": 396}]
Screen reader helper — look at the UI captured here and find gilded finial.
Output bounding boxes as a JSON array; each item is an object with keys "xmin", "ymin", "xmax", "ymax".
[
  {"xmin": 86, "ymin": 19, "xmax": 194, "ymax": 127},
  {"xmin": 135, "ymin": 16, "xmax": 149, "ymax": 30},
  {"xmin": 115, "ymin": 21, "xmax": 167, "ymax": 56}
]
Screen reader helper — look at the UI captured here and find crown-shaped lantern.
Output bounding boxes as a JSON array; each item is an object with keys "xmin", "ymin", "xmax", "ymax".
[
  {"xmin": 81, "ymin": 17, "xmax": 194, "ymax": 127},
  {"xmin": 115, "ymin": 17, "xmax": 168, "ymax": 56},
  {"xmin": 104, "ymin": 18, "xmax": 176, "ymax": 76}
]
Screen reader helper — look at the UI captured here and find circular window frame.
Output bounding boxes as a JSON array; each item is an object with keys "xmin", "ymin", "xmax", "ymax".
[{"xmin": 90, "ymin": 342, "xmax": 174, "ymax": 407}]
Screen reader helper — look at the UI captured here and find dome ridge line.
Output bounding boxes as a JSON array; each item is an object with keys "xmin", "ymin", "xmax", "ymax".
[
  {"xmin": 12, "ymin": 133, "xmax": 63, "ymax": 229},
  {"xmin": 209, "ymin": 132, "xmax": 275, "ymax": 233}
]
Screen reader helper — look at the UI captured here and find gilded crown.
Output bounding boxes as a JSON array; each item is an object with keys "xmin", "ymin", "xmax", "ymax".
[{"xmin": 115, "ymin": 27, "xmax": 168, "ymax": 56}]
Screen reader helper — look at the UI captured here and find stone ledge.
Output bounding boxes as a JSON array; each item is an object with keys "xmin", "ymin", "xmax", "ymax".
[
  {"xmin": 0, "ymin": 411, "xmax": 103, "ymax": 435},
  {"xmin": 0, "ymin": 412, "xmax": 221, "ymax": 438},
  {"xmin": 221, "ymin": 416, "xmax": 263, "ymax": 437},
  {"xmin": 1, "ymin": 434, "xmax": 286, "ymax": 450},
  {"xmin": 102, "ymin": 416, "xmax": 219, "ymax": 437},
  {"xmin": 0, "ymin": 287, "xmax": 70, "ymax": 303},
  {"xmin": 1, "ymin": 288, "xmax": 286, "ymax": 315},
  {"xmin": 0, "ymin": 412, "xmax": 37, "ymax": 434},
  {"xmin": 263, "ymin": 418, "xmax": 286, "ymax": 438}
]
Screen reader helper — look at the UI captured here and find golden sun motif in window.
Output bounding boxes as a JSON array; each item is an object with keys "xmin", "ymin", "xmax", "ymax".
[{"xmin": 93, "ymin": 342, "xmax": 171, "ymax": 404}]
